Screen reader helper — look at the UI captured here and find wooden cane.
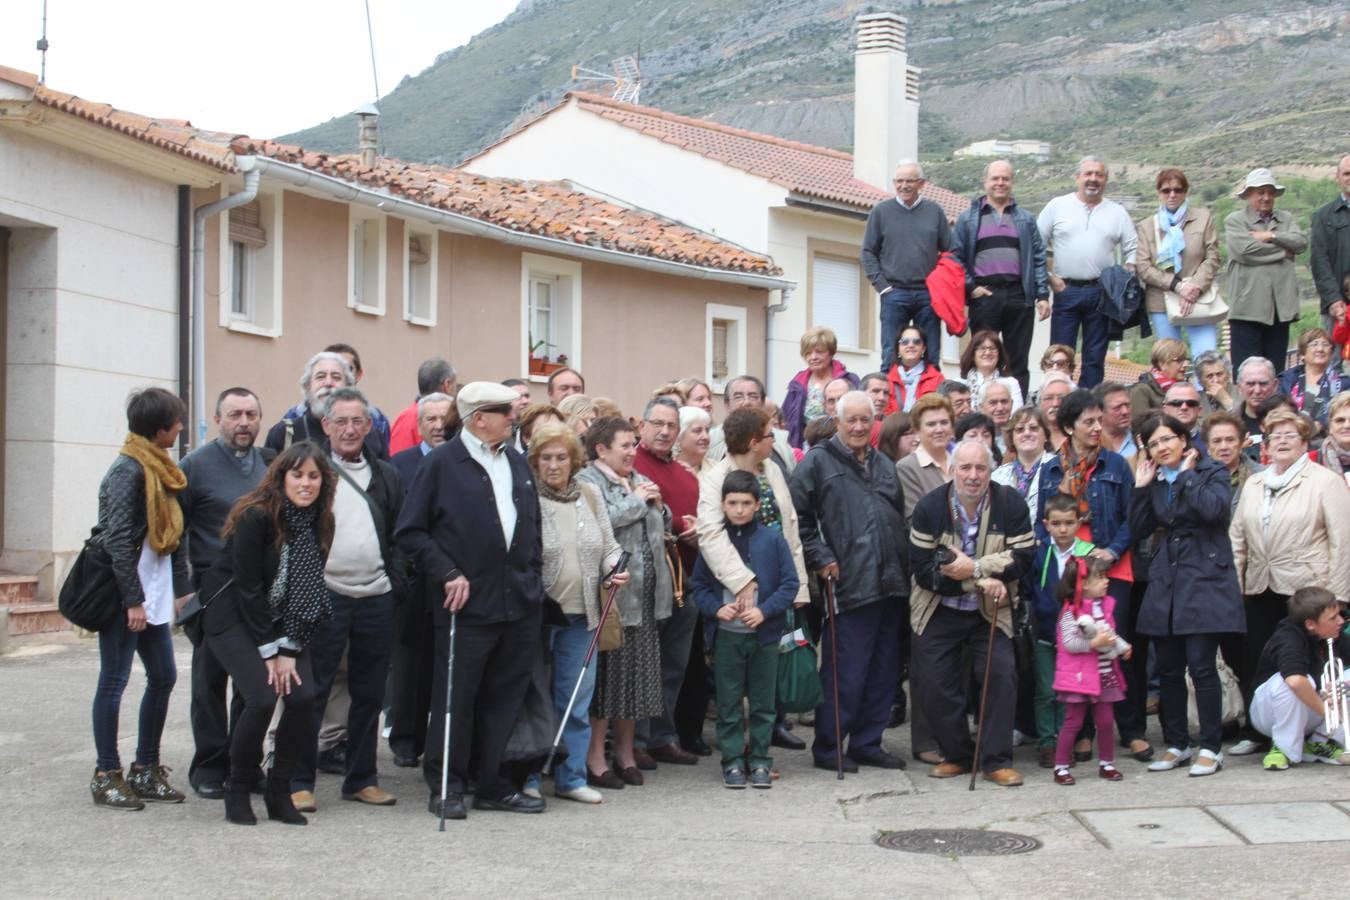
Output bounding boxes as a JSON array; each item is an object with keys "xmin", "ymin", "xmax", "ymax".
[
  {"xmin": 824, "ymin": 577, "xmax": 845, "ymax": 780},
  {"xmin": 969, "ymin": 587, "xmax": 999, "ymax": 791}
]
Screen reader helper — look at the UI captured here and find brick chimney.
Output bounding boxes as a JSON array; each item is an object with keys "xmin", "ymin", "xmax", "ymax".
[
  {"xmin": 852, "ymin": 12, "xmax": 920, "ymax": 193},
  {"xmin": 354, "ymin": 103, "xmax": 380, "ymax": 168}
]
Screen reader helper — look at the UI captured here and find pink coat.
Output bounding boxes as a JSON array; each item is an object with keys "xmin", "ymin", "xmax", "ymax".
[{"xmin": 1052, "ymin": 594, "xmax": 1119, "ymax": 698}]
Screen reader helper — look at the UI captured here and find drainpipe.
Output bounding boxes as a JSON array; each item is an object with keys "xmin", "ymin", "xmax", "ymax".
[
  {"xmin": 176, "ymin": 185, "xmax": 191, "ymax": 457},
  {"xmin": 766, "ymin": 286, "xmax": 792, "ymax": 392},
  {"xmin": 191, "ymin": 157, "xmax": 259, "ymax": 447}
]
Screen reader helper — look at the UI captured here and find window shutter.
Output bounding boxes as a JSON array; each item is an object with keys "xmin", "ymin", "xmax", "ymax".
[
  {"xmin": 712, "ymin": 319, "xmax": 729, "ymax": 380},
  {"xmin": 811, "ymin": 256, "xmax": 861, "ymax": 348},
  {"xmin": 229, "ymin": 202, "xmax": 266, "ymax": 248}
]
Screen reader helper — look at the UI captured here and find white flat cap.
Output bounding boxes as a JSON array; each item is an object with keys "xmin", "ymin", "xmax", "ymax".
[{"xmin": 456, "ymin": 381, "xmax": 521, "ymax": 418}]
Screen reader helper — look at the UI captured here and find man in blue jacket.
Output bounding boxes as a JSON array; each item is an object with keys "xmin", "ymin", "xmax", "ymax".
[{"xmin": 953, "ymin": 160, "xmax": 1049, "ymax": 399}]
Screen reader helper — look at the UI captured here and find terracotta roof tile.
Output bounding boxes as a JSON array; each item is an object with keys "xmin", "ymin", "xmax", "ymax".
[
  {"xmin": 0, "ymin": 64, "xmax": 238, "ymax": 171},
  {"xmin": 479, "ymin": 91, "xmax": 967, "ymax": 221},
  {"xmin": 232, "ymin": 138, "xmax": 780, "ymax": 277}
]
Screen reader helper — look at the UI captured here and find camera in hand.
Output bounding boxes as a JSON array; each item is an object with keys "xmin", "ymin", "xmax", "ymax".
[{"xmin": 934, "ymin": 545, "xmax": 957, "ymax": 566}]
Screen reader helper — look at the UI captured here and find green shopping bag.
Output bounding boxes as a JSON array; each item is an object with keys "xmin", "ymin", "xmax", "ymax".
[{"xmin": 776, "ymin": 607, "xmax": 823, "ymax": 713}]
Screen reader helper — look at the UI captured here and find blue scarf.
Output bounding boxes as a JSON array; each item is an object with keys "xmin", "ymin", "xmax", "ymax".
[{"xmin": 1156, "ymin": 204, "xmax": 1188, "ymax": 273}]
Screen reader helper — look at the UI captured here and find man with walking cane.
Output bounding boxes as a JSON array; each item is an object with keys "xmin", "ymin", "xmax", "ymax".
[
  {"xmin": 789, "ymin": 391, "xmax": 910, "ymax": 773},
  {"xmin": 396, "ymin": 382, "xmax": 547, "ymax": 820},
  {"xmin": 907, "ymin": 438, "xmax": 1036, "ymax": 786}
]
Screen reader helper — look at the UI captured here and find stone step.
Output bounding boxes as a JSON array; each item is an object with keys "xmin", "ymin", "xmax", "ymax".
[
  {"xmin": 0, "ymin": 574, "xmax": 40, "ymax": 607},
  {"xmin": 5, "ymin": 603, "xmax": 70, "ymax": 636}
]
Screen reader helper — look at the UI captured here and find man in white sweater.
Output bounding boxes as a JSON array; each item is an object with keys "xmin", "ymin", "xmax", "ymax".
[{"xmin": 289, "ymin": 388, "xmax": 406, "ymax": 812}]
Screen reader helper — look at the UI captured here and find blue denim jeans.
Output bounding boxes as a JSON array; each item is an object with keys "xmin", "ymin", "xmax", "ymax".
[
  {"xmin": 1148, "ymin": 312, "xmax": 1217, "ymax": 360},
  {"xmin": 880, "ymin": 287, "xmax": 941, "ymax": 372},
  {"xmin": 550, "ymin": 614, "xmax": 598, "ymax": 791},
  {"xmin": 92, "ymin": 618, "xmax": 177, "ymax": 771},
  {"xmin": 1050, "ymin": 285, "xmax": 1110, "ymax": 388}
]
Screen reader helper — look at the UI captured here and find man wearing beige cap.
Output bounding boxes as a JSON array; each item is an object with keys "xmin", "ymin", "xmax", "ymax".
[
  {"xmin": 1225, "ymin": 168, "xmax": 1308, "ymax": 374},
  {"xmin": 396, "ymin": 381, "xmax": 547, "ymax": 819}
]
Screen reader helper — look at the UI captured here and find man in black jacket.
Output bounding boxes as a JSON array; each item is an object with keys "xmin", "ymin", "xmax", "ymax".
[
  {"xmin": 908, "ymin": 438, "xmax": 1036, "ymax": 786},
  {"xmin": 290, "ymin": 388, "xmax": 404, "ymax": 811},
  {"xmin": 396, "ymin": 382, "xmax": 546, "ymax": 819},
  {"xmin": 790, "ymin": 392, "xmax": 909, "ymax": 773}
]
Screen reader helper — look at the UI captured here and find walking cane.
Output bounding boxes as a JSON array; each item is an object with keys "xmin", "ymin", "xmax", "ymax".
[
  {"xmin": 969, "ymin": 586, "xmax": 1000, "ymax": 792},
  {"xmin": 438, "ymin": 612, "xmax": 457, "ymax": 832},
  {"xmin": 824, "ymin": 577, "xmax": 845, "ymax": 781},
  {"xmin": 542, "ymin": 552, "xmax": 631, "ymax": 779}
]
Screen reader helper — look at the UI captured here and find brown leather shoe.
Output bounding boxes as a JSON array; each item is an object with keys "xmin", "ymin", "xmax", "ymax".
[
  {"xmin": 633, "ymin": 748, "xmax": 658, "ymax": 771},
  {"xmin": 1038, "ymin": 746, "xmax": 1056, "ymax": 769},
  {"xmin": 343, "ymin": 785, "xmax": 397, "ymax": 806},
  {"xmin": 291, "ymin": 790, "xmax": 317, "ymax": 812},
  {"xmin": 617, "ymin": 765, "xmax": 644, "ymax": 786},
  {"xmin": 928, "ymin": 761, "xmax": 971, "ymax": 779},
  {"xmin": 983, "ymin": 767, "xmax": 1024, "ymax": 787},
  {"xmin": 648, "ymin": 743, "xmax": 698, "ymax": 766},
  {"xmin": 1053, "ymin": 769, "xmax": 1076, "ymax": 786}
]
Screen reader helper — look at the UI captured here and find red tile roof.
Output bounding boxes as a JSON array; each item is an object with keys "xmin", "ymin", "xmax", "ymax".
[
  {"xmin": 0, "ymin": 65, "xmax": 237, "ymax": 171},
  {"xmin": 474, "ymin": 91, "xmax": 967, "ymax": 221},
  {"xmin": 232, "ymin": 139, "xmax": 780, "ymax": 276}
]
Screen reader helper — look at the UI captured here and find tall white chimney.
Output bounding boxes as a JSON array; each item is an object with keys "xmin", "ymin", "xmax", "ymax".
[{"xmin": 852, "ymin": 12, "xmax": 920, "ymax": 193}]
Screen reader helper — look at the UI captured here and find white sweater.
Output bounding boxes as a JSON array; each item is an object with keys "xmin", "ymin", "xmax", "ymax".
[{"xmin": 325, "ymin": 456, "xmax": 392, "ymax": 598}]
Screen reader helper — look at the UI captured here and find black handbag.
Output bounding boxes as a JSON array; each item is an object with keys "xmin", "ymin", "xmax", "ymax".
[
  {"xmin": 58, "ymin": 531, "xmax": 122, "ymax": 632},
  {"xmin": 176, "ymin": 575, "xmax": 234, "ymax": 646}
]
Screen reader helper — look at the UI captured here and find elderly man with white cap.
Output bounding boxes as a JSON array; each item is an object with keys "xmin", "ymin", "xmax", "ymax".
[
  {"xmin": 396, "ymin": 381, "xmax": 547, "ymax": 819},
  {"xmin": 1225, "ymin": 168, "xmax": 1309, "ymax": 375}
]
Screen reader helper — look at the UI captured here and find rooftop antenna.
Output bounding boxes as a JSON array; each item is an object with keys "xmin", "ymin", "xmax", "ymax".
[
  {"xmin": 362, "ymin": 0, "xmax": 382, "ymax": 153},
  {"xmin": 570, "ymin": 54, "xmax": 642, "ymax": 104},
  {"xmin": 36, "ymin": 0, "xmax": 50, "ymax": 84}
]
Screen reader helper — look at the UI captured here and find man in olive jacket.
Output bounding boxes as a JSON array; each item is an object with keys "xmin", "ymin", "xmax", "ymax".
[
  {"xmin": 790, "ymin": 392, "xmax": 908, "ymax": 772},
  {"xmin": 1310, "ymin": 154, "xmax": 1350, "ymax": 358}
]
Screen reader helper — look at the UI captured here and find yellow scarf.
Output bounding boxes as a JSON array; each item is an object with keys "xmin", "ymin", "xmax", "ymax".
[{"xmin": 119, "ymin": 433, "xmax": 187, "ymax": 554}]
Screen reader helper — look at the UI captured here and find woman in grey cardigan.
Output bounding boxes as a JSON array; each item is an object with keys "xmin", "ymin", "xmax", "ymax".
[{"xmin": 576, "ymin": 417, "xmax": 673, "ymax": 788}]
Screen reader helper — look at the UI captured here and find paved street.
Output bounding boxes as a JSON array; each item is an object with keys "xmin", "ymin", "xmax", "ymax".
[{"xmin": 2, "ymin": 632, "xmax": 1347, "ymax": 898}]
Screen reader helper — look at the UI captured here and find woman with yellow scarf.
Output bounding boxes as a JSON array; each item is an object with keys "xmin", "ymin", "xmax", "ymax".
[{"xmin": 90, "ymin": 388, "xmax": 192, "ymax": 811}]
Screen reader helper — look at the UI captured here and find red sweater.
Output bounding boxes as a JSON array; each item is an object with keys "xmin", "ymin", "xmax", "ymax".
[
  {"xmin": 388, "ymin": 401, "xmax": 421, "ymax": 455},
  {"xmin": 633, "ymin": 442, "xmax": 700, "ymax": 569}
]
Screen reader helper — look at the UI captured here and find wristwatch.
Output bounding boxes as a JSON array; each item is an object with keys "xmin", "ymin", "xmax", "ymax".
[{"xmin": 973, "ymin": 561, "xmax": 984, "ymax": 581}]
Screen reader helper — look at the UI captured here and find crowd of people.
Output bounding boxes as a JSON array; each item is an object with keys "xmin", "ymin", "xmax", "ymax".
[{"xmin": 82, "ymin": 151, "xmax": 1350, "ymax": 822}]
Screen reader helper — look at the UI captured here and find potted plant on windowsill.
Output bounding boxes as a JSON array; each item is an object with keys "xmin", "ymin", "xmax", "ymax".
[{"xmin": 528, "ymin": 335, "xmax": 565, "ymax": 376}]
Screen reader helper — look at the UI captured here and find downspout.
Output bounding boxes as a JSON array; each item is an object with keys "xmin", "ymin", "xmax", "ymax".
[
  {"xmin": 191, "ymin": 157, "xmax": 259, "ymax": 447},
  {"xmin": 766, "ymin": 286, "xmax": 792, "ymax": 392},
  {"xmin": 176, "ymin": 185, "xmax": 191, "ymax": 457}
]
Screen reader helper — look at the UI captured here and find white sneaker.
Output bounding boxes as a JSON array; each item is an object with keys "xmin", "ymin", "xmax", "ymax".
[
  {"xmin": 1227, "ymin": 739, "xmax": 1262, "ymax": 756},
  {"xmin": 1188, "ymin": 749, "xmax": 1223, "ymax": 776},
  {"xmin": 1147, "ymin": 746, "xmax": 1194, "ymax": 771},
  {"xmin": 555, "ymin": 785, "xmax": 603, "ymax": 804}
]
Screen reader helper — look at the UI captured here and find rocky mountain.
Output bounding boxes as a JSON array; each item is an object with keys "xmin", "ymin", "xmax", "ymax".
[{"xmin": 283, "ymin": 0, "xmax": 1350, "ymax": 190}]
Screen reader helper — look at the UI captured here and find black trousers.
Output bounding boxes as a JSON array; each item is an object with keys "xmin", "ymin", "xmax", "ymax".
[
  {"xmin": 1114, "ymin": 579, "xmax": 1152, "ymax": 745},
  {"xmin": 204, "ymin": 623, "xmax": 314, "ymax": 783},
  {"xmin": 673, "ymin": 613, "xmax": 710, "ymax": 747},
  {"xmin": 187, "ymin": 639, "xmax": 247, "ymax": 787},
  {"xmin": 912, "ymin": 605, "xmax": 1015, "ymax": 773},
  {"xmin": 422, "ymin": 607, "xmax": 541, "ymax": 801},
  {"xmin": 967, "ymin": 282, "xmax": 1035, "ymax": 400},
  {"xmin": 1235, "ymin": 590, "xmax": 1289, "ymax": 740},
  {"xmin": 1229, "ymin": 319, "xmax": 1292, "ymax": 377},
  {"xmin": 388, "ymin": 601, "xmax": 434, "ymax": 759}
]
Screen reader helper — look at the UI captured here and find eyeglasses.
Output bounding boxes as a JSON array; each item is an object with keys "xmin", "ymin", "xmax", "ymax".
[
  {"xmin": 729, "ymin": 392, "xmax": 762, "ymax": 403},
  {"xmin": 328, "ymin": 417, "xmax": 368, "ymax": 429},
  {"xmin": 1306, "ymin": 340, "xmax": 1333, "ymax": 350},
  {"xmin": 757, "ymin": 432, "xmax": 775, "ymax": 442},
  {"xmin": 644, "ymin": 419, "xmax": 677, "ymax": 431},
  {"xmin": 976, "ymin": 345, "xmax": 998, "ymax": 354},
  {"xmin": 1046, "ymin": 359, "xmax": 1071, "ymax": 369},
  {"xmin": 1159, "ymin": 187, "xmax": 1186, "ymax": 195},
  {"xmin": 1266, "ymin": 431, "xmax": 1303, "ymax": 443},
  {"xmin": 1012, "ymin": 424, "xmax": 1043, "ymax": 434},
  {"xmin": 897, "ymin": 337, "xmax": 925, "ymax": 347},
  {"xmin": 894, "ymin": 178, "xmax": 921, "ymax": 185},
  {"xmin": 1146, "ymin": 433, "xmax": 1181, "ymax": 451},
  {"xmin": 1165, "ymin": 399, "xmax": 1201, "ymax": 409}
]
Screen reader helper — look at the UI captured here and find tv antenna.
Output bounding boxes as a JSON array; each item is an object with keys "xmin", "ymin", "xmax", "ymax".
[
  {"xmin": 36, "ymin": 0, "xmax": 50, "ymax": 84},
  {"xmin": 570, "ymin": 55, "xmax": 642, "ymax": 104}
]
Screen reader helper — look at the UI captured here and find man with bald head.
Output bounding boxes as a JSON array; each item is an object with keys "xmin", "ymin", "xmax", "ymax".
[
  {"xmin": 1311, "ymin": 154, "xmax": 1350, "ymax": 361},
  {"xmin": 822, "ymin": 377, "xmax": 853, "ymax": 420},
  {"xmin": 954, "ymin": 160, "xmax": 1049, "ymax": 398}
]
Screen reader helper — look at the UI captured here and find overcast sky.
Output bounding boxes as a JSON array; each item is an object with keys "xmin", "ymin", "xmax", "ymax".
[{"xmin": 1, "ymin": 0, "xmax": 520, "ymax": 138}]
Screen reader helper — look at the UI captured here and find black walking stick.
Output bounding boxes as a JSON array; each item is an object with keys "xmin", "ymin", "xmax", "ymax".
[
  {"xmin": 969, "ymin": 586, "xmax": 999, "ymax": 792},
  {"xmin": 542, "ymin": 552, "xmax": 631, "ymax": 780},
  {"xmin": 438, "ymin": 611, "xmax": 457, "ymax": 832},
  {"xmin": 824, "ymin": 577, "xmax": 845, "ymax": 781}
]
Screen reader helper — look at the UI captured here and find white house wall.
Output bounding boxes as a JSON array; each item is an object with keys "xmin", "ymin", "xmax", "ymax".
[{"xmin": 0, "ymin": 127, "xmax": 182, "ymax": 585}]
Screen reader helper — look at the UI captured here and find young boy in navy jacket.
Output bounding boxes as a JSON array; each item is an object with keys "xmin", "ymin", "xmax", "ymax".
[{"xmin": 691, "ymin": 470, "xmax": 800, "ymax": 789}]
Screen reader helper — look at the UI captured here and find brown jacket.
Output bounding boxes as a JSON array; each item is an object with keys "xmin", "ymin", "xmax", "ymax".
[{"xmin": 1135, "ymin": 207, "xmax": 1221, "ymax": 314}]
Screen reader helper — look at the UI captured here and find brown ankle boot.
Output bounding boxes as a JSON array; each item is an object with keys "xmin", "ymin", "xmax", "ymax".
[{"xmin": 90, "ymin": 769, "xmax": 145, "ymax": 811}]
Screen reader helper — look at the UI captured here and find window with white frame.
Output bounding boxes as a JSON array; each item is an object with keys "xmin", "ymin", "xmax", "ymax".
[
  {"xmin": 218, "ymin": 193, "xmax": 282, "ymax": 335},
  {"xmin": 521, "ymin": 253, "xmax": 581, "ymax": 375},
  {"xmin": 349, "ymin": 211, "xmax": 386, "ymax": 314},
  {"xmin": 404, "ymin": 229, "xmax": 436, "ymax": 325},
  {"xmin": 811, "ymin": 254, "xmax": 863, "ymax": 349},
  {"xmin": 705, "ymin": 303, "xmax": 747, "ymax": 391}
]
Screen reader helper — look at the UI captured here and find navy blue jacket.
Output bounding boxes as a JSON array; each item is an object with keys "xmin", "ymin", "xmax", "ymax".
[
  {"xmin": 390, "ymin": 445, "xmax": 429, "ymax": 498},
  {"xmin": 952, "ymin": 196, "xmax": 1049, "ymax": 304},
  {"xmin": 691, "ymin": 518, "xmax": 800, "ymax": 647},
  {"xmin": 395, "ymin": 434, "xmax": 544, "ymax": 627},
  {"xmin": 1037, "ymin": 449, "xmax": 1134, "ymax": 561}
]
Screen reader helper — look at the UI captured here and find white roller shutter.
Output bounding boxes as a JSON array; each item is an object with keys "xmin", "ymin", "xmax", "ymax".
[{"xmin": 812, "ymin": 256, "xmax": 860, "ymax": 348}]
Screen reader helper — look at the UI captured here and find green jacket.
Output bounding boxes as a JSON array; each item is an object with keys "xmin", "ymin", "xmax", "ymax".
[
  {"xmin": 1310, "ymin": 194, "xmax": 1350, "ymax": 312},
  {"xmin": 1223, "ymin": 207, "xmax": 1308, "ymax": 325}
]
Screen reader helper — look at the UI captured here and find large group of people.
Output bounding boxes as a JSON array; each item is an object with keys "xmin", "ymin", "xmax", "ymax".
[{"xmin": 82, "ymin": 153, "xmax": 1350, "ymax": 822}]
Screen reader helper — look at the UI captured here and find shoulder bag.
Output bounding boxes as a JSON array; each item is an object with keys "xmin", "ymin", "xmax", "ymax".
[
  {"xmin": 57, "ymin": 530, "xmax": 123, "ymax": 632},
  {"xmin": 777, "ymin": 607, "xmax": 824, "ymax": 713},
  {"xmin": 581, "ymin": 485, "xmax": 624, "ymax": 652}
]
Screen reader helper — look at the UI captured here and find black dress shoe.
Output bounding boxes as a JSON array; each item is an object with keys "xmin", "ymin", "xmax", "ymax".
[
  {"xmin": 812, "ymin": 755, "xmax": 859, "ymax": 774},
  {"xmin": 393, "ymin": 752, "xmax": 419, "ymax": 768},
  {"xmin": 887, "ymin": 704, "xmax": 907, "ymax": 728},
  {"xmin": 317, "ymin": 744, "xmax": 347, "ymax": 775},
  {"xmin": 771, "ymin": 723, "xmax": 806, "ymax": 750},
  {"xmin": 681, "ymin": 738, "xmax": 713, "ymax": 757},
  {"xmin": 473, "ymin": 791, "xmax": 545, "ymax": 814},
  {"xmin": 427, "ymin": 793, "xmax": 467, "ymax": 820},
  {"xmin": 193, "ymin": 778, "xmax": 225, "ymax": 800},
  {"xmin": 851, "ymin": 750, "xmax": 907, "ymax": 770}
]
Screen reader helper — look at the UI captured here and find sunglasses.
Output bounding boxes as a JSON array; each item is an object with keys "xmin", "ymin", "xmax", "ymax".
[
  {"xmin": 897, "ymin": 337, "xmax": 925, "ymax": 347},
  {"xmin": 1159, "ymin": 187, "xmax": 1186, "ymax": 195},
  {"xmin": 1165, "ymin": 399, "xmax": 1201, "ymax": 409}
]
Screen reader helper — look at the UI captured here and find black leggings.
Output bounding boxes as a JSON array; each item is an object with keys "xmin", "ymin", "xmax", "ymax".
[{"xmin": 205, "ymin": 623, "xmax": 314, "ymax": 783}]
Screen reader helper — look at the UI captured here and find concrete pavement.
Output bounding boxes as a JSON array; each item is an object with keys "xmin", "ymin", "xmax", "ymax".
[{"xmin": 1, "ymin": 633, "xmax": 1347, "ymax": 898}]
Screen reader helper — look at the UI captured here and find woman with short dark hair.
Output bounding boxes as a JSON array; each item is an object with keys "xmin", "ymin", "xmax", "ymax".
[
  {"xmin": 89, "ymin": 387, "xmax": 191, "ymax": 811},
  {"xmin": 960, "ymin": 330, "xmax": 1024, "ymax": 411},
  {"xmin": 1135, "ymin": 168, "xmax": 1221, "ymax": 358}
]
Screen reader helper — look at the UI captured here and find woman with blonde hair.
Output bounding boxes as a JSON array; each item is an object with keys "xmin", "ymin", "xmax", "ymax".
[
  {"xmin": 781, "ymin": 326, "xmax": 859, "ymax": 449},
  {"xmin": 1129, "ymin": 338, "xmax": 1189, "ymax": 423}
]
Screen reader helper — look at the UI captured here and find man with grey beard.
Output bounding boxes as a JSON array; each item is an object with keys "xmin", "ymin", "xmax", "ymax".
[{"xmin": 265, "ymin": 350, "xmax": 389, "ymax": 459}]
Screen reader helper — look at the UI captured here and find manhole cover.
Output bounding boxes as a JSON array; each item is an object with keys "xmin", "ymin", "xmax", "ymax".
[{"xmin": 875, "ymin": 829, "xmax": 1042, "ymax": 856}]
